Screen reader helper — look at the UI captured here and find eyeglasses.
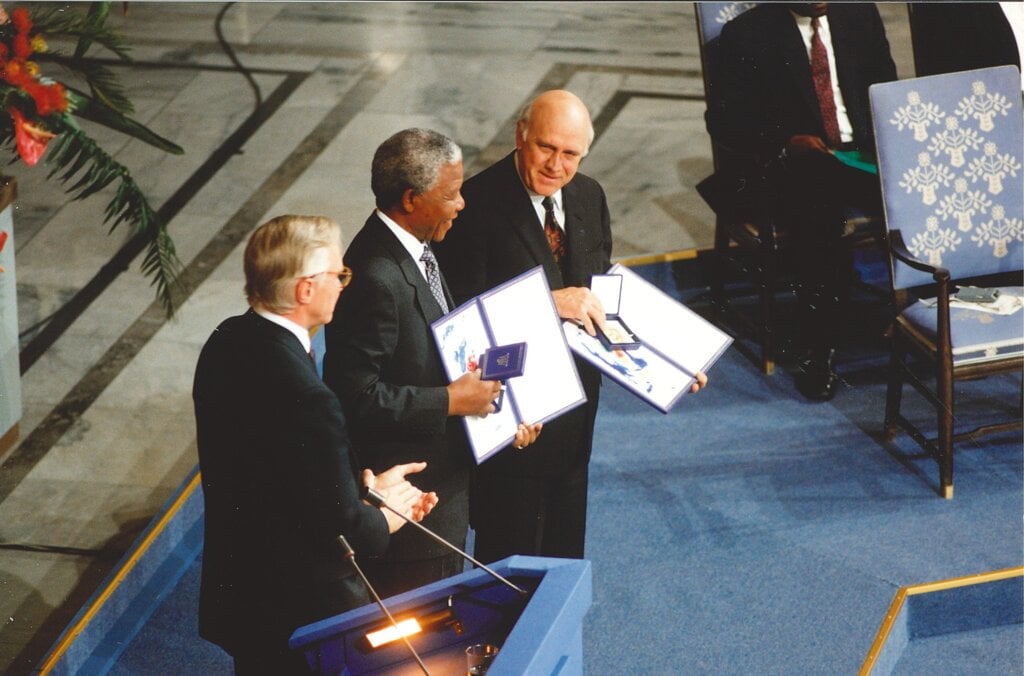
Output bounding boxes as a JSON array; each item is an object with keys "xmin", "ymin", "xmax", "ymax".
[{"xmin": 300, "ymin": 266, "xmax": 353, "ymax": 288}]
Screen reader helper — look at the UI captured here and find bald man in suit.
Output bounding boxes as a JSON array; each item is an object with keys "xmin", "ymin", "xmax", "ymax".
[{"xmin": 436, "ymin": 90, "xmax": 705, "ymax": 564}]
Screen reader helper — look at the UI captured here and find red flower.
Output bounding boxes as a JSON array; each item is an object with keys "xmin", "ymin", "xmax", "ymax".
[
  {"xmin": 25, "ymin": 79, "xmax": 66, "ymax": 116},
  {"xmin": 11, "ymin": 8, "xmax": 30, "ymax": 33},
  {"xmin": 9, "ymin": 106, "xmax": 55, "ymax": 166},
  {"xmin": 11, "ymin": 8, "xmax": 32, "ymax": 59}
]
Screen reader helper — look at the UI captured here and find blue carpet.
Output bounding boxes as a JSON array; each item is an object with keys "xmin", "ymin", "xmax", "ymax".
[{"xmin": 75, "ymin": 259, "xmax": 1023, "ymax": 674}]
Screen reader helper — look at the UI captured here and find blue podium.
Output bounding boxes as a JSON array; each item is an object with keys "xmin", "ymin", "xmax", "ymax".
[{"xmin": 289, "ymin": 556, "xmax": 592, "ymax": 675}]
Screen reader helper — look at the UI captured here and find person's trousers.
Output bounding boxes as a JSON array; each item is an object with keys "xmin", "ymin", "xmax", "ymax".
[
  {"xmin": 471, "ymin": 459, "xmax": 589, "ymax": 565},
  {"xmin": 778, "ymin": 150, "xmax": 883, "ymax": 352},
  {"xmin": 364, "ymin": 551, "xmax": 465, "ymax": 599}
]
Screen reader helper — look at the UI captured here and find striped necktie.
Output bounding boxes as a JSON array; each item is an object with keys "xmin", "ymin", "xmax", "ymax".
[{"xmin": 420, "ymin": 244, "xmax": 449, "ymax": 313}]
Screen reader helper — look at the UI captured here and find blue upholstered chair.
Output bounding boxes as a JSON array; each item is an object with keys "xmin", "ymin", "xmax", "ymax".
[{"xmin": 870, "ymin": 65, "xmax": 1023, "ymax": 498}]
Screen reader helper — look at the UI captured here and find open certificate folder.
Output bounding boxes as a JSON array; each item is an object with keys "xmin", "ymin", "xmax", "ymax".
[
  {"xmin": 432, "ymin": 266, "xmax": 587, "ymax": 464},
  {"xmin": 563, "ymin": 263, "xmax": 733, "ymax": 413}
]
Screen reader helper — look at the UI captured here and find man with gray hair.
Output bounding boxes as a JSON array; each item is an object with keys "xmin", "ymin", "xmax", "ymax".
[
  {"xmin": 324, "ymin": 129, "xmax": 541, "ymax": 598},
  {"xmin": 194, "ymin": 214, "xmax": 437, "ymax": 672}
]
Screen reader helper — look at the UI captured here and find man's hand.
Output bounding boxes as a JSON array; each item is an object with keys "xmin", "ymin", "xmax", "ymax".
[
  {"xmin": 448, "ymin": 370, "xmax": 501, "ymax": 417},
  {"xmin": 553, "ymin": 287, "xmax": 606, "ymax": 336},
  {"xmin": 691, "ymin": 371, "xmax": 708, "ymax": 393},
  {"xmin": 511, "ymin": 421, "xmax": 543, "ymax": 450},
  {"xmin": 363, "ymin": 462, "xmax": 439, "ymax": 533},
  {"xmin": 786, "ymin": 134, "xmax": 830, "ymax": 156}
]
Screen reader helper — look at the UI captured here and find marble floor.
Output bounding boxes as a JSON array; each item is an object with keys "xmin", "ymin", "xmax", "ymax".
[{"xmin": 0, "ymin": 3, "xmax": 915, "ymax": 672}]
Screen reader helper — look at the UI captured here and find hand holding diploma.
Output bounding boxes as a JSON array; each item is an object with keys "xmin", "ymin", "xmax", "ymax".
[
  {"xmin": 447, "ymin": 369, "xmax": 502, "ymax": 417},
  {"xmin": 512, "ymin": 421, "xmax": 543, "ymax": 450},
  {"xmin": 553, "ymin": 286, "xmax": 606, "ymax": 336}
]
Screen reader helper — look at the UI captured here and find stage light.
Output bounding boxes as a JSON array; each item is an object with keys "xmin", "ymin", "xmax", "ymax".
[
  {"xmin": 363, "ymin": 605, "xmax": 462, "ymax": 650},
  {"xmin": 366, "ymin": 618, "xmax": 422, "ymax": 648}
]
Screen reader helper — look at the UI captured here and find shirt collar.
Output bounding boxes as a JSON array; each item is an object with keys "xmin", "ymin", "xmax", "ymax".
[
  {"xmin": 255, "ymin": 308, "xmax": 311, "ymax": 353},
  {"xmin": 377, "ymin": 208, "xmax": 428, "ymax": 262}
]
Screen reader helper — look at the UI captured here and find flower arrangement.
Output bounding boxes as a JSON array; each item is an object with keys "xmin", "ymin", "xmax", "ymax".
[{"xmin": 0, "ymin": 2, "xmax": 184, "ymax": 314}]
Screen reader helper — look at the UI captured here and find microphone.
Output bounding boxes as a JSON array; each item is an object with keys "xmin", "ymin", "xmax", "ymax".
[
  {"xmin": 362, "ymin": 486, "xmax": 528, "ymax": 596},
  {"xmin": 336, "ymin": 535, "xmax": 430, "ymax": 676}
]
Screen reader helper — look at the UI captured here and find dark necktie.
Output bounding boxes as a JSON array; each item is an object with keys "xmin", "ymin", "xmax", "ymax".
[
  {"xmin": 542, "ymin": 196, "xmax": 566, "ymax": 263},
  {"xmin": 420, "ymin": 244, "xmax": 449, "ymax": 313},
  {"xmin": 810, "ymin": 16, "xmax": 842, "ymax": 148}
]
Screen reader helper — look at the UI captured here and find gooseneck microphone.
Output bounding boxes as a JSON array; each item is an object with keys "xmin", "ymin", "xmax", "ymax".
[
  {"xmin": 362, "ymin": 486, "xmax": 528, "ymax": 596},
  {"xmin": 336, "ymin": 535, "xmax": 430, "ymax": 676}
]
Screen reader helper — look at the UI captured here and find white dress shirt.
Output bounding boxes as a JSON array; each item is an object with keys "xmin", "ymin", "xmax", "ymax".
[
  {"xmin": 255, "ymin": 309, "xmax": 311, "ymax": 354},
  {"xmin": 377, "ymin": 208, "xmax": 435, "ymax": 286}
]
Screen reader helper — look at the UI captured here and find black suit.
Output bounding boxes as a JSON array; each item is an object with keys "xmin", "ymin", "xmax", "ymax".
[
  {"xmin": 434, "ymin": 152, "xmax": 612, "ymax": 563},
  {"xmin": 708, "ymin": 3, "xmax": 895, "ymax": 165},
  {"xmin": 704, "ymin": 3, "xmax": 896, "ymax": 354},
  {"xmin": 194, "ymin": 310, "xmax": 389, "ymax": 666},
  {"xmin": 323, "ymin": 213, "xmax": 469, "ymax": 596},
  {"xmin": 909, "ymin": 3, "xmax": 1021, "ymax": 79}
]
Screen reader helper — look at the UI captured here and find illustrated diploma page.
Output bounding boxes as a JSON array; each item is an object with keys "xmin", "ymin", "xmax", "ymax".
[
  {"xmin": 564, "ymin": 263, "xmax": 732, "ymax": 413},
  {"xmin": 433, "ymin": 266, "xmax": 587, "ymax": 463}
]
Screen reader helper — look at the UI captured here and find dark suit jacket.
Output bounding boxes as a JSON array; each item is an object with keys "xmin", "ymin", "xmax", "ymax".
[
  {"xmin": 909, "ymin": 3, "xmax": 1021, "ymax": 78},
  {"xmin": 193, "ymin": 309, "xmax": 389, "ymax": 654},
  {"xmin": 323, "ymin": 213, "xmax": 470, "ymax": 560},
  {"xmin": 700, "ymin": 3, "xmax": 896, "ymax": 214},
  {"xmin": 433, "ymin": 152, "xmax": 612, "ymax": 477}
]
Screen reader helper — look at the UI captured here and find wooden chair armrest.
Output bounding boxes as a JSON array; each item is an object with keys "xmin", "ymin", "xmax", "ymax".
[{"xmin": 889, "ymin": 230, "xmax": 951, "ymax": 284}]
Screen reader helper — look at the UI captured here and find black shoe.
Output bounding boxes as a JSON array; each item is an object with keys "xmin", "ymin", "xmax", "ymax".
[{"xmin": 795, "ymin": 348, "xmax": 838, "ymax": 401}]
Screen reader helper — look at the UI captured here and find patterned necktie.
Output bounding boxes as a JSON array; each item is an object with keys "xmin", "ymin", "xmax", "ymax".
[
  {"xmin": 810, "ymin": 16, "xmax": 842, "ymax": 148},
  {"xmin": 420, "ymin": 244, "xmax": 449, "ymax": 313},
  {"xmin": 542, "ymin": 196, "xmax": 566, "ymax": 263}
]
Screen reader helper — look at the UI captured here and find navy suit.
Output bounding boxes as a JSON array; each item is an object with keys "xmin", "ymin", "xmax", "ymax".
[
  {"xmin": 324, "ymin": 213, "xmax": 470, "ymax": 596},
  {"xmin": 434, "ymin": 152, "xmax": 612, "ymax": 563},
  {"xmin": 194, "ymin": 310, "xmax": 389, "ymax": 661}
]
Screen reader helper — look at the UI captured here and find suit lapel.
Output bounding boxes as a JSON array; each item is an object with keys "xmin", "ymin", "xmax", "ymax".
[
  {"xmin": 775, "ymin": 7, "xmax": 822, "ymax": 132},
  {"xmin": 560, "ymin": 179, "xmax": 586, "ymax": 284},
  {"xmin": 368, "ymin": 215, "xmax": 448, "ymax": 323}
]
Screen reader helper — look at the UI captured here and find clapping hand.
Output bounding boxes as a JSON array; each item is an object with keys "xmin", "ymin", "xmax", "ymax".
[{"xmin": 363, "ymin": 461, "xmax": 439, "ymax": 532}]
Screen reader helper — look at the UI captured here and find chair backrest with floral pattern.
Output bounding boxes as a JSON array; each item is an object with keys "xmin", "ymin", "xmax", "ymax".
[
  {"xmin": 695, "ymin": 2, "xmax": 758, "ymax": 45},
  {"xmin": 870, "ymin": 65, "xmax": 1023, "ymax": 290}
]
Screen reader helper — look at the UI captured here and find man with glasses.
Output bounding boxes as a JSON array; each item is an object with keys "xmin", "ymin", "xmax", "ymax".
[
  {"xmin": 194, "ymin": 214, "xmax": 438, "ymax": 673},
  {"xmin": 324, "ymin": 129, "xmax": 541, "ymax": 598}
]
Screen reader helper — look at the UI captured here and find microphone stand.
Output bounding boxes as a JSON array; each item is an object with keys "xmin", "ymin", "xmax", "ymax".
[
  {"xmin": 363, "ymin": 487, "xmax": 528, "ymax": 596},
  {"xmin": 336, "ymin": 535, "xmax": 430, "ymax": 676}
]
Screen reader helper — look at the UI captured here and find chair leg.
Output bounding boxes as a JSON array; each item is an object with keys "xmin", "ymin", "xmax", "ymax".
[
  {"xmin": 937, "ymin": 357, "xmax": 955, "ymax": 499},
  {"xmin": 759, "ymin": 244, "xmax": 777, "ymax": 375},
  {"xmin": 883, "ymin": 335, "xmax": 904, "ymax": 440},
  {"xmin": 711, "ymin": 217, "xmax": 729, "ymax": 318}
]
